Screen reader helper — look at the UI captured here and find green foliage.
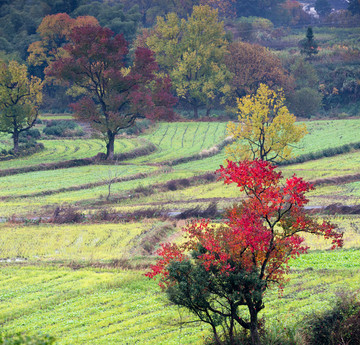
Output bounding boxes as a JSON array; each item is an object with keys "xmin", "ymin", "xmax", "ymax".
[
  {"xmin": 290, "ymin": 58, "xmax": 319, "ymax": 89},
  {"xmin": 234, "ymin": 16, "xmax": 275, "ymax": 42},
  {"xmin": 0, "ymin": 60, "xmax": 43, "ymax": 152},
  {"xmin": 72, "ymin": 1, "xmax": 140, "ymax": 42},
  {"xmin": 288, "ymin": 87, "xmax": 323, "ymax": 118},
  {"xmin": 299, "ymin": 27, "xmax": 319, "ymax": 59},
  {"xmin": 301, "ymin": 291, "xmax": 360, "ymax": 345},
  {"xmin": 348, "ymin": 0, "xmax": 360, "ymax": 15},
  {"xmin": 233, "ymin": 0, "xmax": 286, "ymax": 22},
  {"xmin": 42, "ymin": 120, "xmax": 84, "ymax": 137}
]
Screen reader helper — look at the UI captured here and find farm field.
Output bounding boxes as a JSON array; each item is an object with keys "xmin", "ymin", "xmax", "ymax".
[{"xmin": 0, "ymin": 117, "xmax": 360, "ymax": 343}]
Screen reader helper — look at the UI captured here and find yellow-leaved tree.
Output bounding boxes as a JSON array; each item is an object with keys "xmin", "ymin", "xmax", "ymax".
[
  {"xmin": 226, "ymin": 84, "xmax": 307, "ymax": 163},
  {"xmin": 0, "ymin": 60, "xmax": 43, "ymax": 153},
  {"xmin": 147, "ymin": 5, "xmax": 232, "ymax": 118}
]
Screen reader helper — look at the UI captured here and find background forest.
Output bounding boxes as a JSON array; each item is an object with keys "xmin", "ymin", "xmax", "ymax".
[{"xmin": 0, "ymin": 0, "xmax": 359, "ymax": 118}]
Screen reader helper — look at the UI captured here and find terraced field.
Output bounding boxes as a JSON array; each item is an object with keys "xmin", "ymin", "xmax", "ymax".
[
  {"xmin": 0, "ymin": 138, "xmax": 142, "ymax": 170},
  {"xmin": 1, "ymin": 118, "xmax": 360, "ymax": 344},
  {"xmin": 130, "ymin": 122, "xmax": 227, "ymax": 163}
]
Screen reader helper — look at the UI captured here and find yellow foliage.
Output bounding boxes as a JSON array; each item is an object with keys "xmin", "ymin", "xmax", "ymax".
[
  {"xmin": 226, "ymin": 84, "xmax": 307, "ymax": 163},
  {"xmin": 147, "ymin": 5, "xmax": 232, "ymax": 116}
]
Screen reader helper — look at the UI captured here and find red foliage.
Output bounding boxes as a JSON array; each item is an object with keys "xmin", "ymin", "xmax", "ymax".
[
  {"xmin": 46, "ymin": 24, "xmax": 177, "ymax": 159},
  {"xmin": 147, "ymin": 160, "xmax": 343, "ymax": 289}
]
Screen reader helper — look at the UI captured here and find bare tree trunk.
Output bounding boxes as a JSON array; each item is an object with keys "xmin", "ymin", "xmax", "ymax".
[
  {"xmin": 206, "ymin": 107, "xmax": 212, "ymax": 117},
  {"xmin": 193, "ymin": 104, "xmax": 199, "ymax": 119},
  {"xmin": 13, "ymin": 130, "xmax": 19, "ymax": 154},
  {"xmin": 106, "ymin": 131, "xmax": 115, "ymax": 160}
]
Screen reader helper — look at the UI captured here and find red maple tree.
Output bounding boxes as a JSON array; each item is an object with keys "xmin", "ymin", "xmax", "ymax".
[
  {"xmin": 147, "ymin": 160, "xmax": 343, "ymax": 344},
  {"xmin": 47, "ymin": 25, "xmax": 177, "ymax": 159}
]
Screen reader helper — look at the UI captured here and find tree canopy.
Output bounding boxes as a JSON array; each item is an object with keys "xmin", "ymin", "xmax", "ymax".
[
  {"xmin": 225, "ymin": 41, "xmax": 294, "ymax": 100},
  {"xmin": 226, "ymin": 84, "xmax": 307, "ymax": 163},
  {"xmin": 0, "ymin": 60, "xmax": 43, "ymax": 152},
  {"xmin": 147, "ymin": 5, "xmax": 231, "ymax": 118},
  {"xmin": 27, "ymin": 13, "xmax": 99, "ymax": 71},
  {"xmin": 47, "ymin": 24, "xmax": 176, "ymax": 159},
  {"xmin": 147, "ymin": 159, "xmax": 343, "ymax": 345}
]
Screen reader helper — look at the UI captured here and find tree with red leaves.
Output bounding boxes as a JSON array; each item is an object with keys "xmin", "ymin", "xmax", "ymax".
[
  {"xmin": 146, "ymin": 160, "xmax": 343, "ymax": 345},
  {"xmin": 47, "ymin": 25, "xmax": 176, "ymax": 159}
]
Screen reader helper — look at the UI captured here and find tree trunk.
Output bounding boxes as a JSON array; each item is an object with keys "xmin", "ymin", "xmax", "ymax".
[
  {"xmin": 249, "ymin": 310, "xmax": 261, "ymax": 345},
  {"xmin": 106, "ymin": 131, "xmax": 115, "ymax": 160},
  {"xmin": 13, "ymin": 130, "xmax": 19, "ymax": 154},
  {"xmin": 206, "ymin": 107, "xmax": 211, "ymax": 117},
  {"xmin": 193, "ymin": 104, "xmax": 199, "ymax": 119}
]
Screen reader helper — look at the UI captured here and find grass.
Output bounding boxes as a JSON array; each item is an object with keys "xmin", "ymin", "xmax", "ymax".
[
  {"xmin": 130, "ymin": 122, "xmax": 227, "ymax": 164},
  {"xmin": 0, "ymin": 266, "xmax": 205, "ymax": 345},
  {"xmin": 0, "ymin": 138, "xmax": 142, "ymax": 171},
  {"xmin": 0, "ymin": 221, "xmax": 171, "ymax": 262},
  {"xmin": 0, "ymin": 248, "xmax": 359, "ymax": 344},
  {"xmin": 0, "ymin": 164, "xmax": 157, "ymax": 198},
  {"xmin": 0, "ymin": 117, "xmax": 360, "ymax": 344}
]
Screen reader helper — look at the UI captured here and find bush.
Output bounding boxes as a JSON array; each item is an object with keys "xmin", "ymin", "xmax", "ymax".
[
  {"xmin": 118, "ymin": 119, "xmax": 151, "ymax": 135},
  {"xmin": 301, "ymin": 291, "xmax": 360, "ymax": 345},
  {"xmin": 288, "ymin": 87, "xmax": 323, "ymax": 118},
  {"xmin": 42, "ymin": 120, "xmax": 84, "ymax": 137},
  {"xmin": 51, "ymin": 206, "xmax": 84, "ymax": 224},
  {"xmin": 19, "ymin": 128, "xmax": 41, "ymax": 140}
]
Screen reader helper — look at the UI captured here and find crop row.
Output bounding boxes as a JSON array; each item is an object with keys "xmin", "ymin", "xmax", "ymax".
[
  {"xmin": 131, "ymin": 122, "xmax": 227, "ymax": 163},
  {"xmin": 1, "ymin": 247, "xmax": 360, "ymax": 344},
  {"xmin": 0, "ymin": 266, "xmax": 204, "ymax": 345},
  {"xmin": 0, "ymin": 138, "xmax": 140, "ymax": 171},
  {"xmin": 0, "ymin": 222, "xmax": 157, "ymax": 261},
  {"xmin": 0, "ymin": 164, "xmax": 158, "ymax": 198}
]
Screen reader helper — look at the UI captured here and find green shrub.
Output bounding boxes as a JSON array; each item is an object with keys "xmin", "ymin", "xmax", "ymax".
[
  {"xmin": 42, "ymin": 120, "xmax": 84, "ymax": 137},
  {"xmin": 301, "ymin": 291, "xmax": 360, "ymax": 345},
  {"xmin": 19, "ymin": 128, "xmax": 41, "ymax": 140},
  {"xmin": 288, "ymin": 87, "xmax": 323, "ymax": 118}
]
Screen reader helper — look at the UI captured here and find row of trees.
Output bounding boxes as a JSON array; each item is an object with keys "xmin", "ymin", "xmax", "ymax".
[{"xmin": 0, "ymin": 5, "xmax": 337, "ymax": 157}]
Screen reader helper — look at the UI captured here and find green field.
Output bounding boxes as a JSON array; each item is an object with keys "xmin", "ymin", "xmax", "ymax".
[{"xmin": 1, "ymin": 118, "xmax": 360, "ymax": 344}]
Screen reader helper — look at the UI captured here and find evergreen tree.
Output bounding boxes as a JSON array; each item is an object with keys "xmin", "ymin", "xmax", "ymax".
[{"xmin": 299, "ymin": 27, "xmax": 318, "ymax": 59}]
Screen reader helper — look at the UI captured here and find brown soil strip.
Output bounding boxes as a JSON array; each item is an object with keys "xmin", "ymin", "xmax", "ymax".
[{"xmin": 311, "ymin": 173, "xmax": 360, "ymax": 186}]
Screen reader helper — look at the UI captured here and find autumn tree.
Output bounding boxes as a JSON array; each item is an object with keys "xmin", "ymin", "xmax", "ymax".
[
  {"xmin": 147, "ymin": 5, "xmax": 231, "ymax": 118},
  {"xmin": 147, "ymin": 160, "xmax": 343, "ymax": 345},
  {"xmin": 225, "ymin": 41, "xmax": 294, "ymax": 102},
  {"xmin": 0, "ymin": 60, "xmax": 43, "ymax": 153},
  {"xmin": 47, "ymin": 25, "xmax": 176, "ymax": 160},
  {"xmin": 226, "ymin": 84, "xmax": 307, "ymax": 163},
  {"xmin": 200, "ymin": 0, "xmax": 235, "ymax": 17},
  {"xmin": 27, "ymin": 13, "xmax": 99, "ymax": 72}
]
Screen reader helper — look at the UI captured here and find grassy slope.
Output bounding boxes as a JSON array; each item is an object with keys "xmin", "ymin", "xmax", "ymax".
[{"xmin": 1, "ymin": 119, "xmax": 360, "ymax": 343}]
